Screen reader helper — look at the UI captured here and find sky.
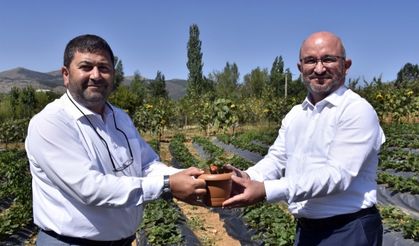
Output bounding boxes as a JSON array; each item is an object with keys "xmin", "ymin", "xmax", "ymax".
[{"xmin": 1, "ymin": 1, "xmax": 418, "ymax": 83}]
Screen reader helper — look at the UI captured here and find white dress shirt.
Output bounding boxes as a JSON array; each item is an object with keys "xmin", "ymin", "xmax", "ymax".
[
  {"xmin": 246, "ymin": 86, "xmax": 385, "ymax": 219},
  {"xmin": 25, "ymin": 92, "xmax": 178, "ymax": 240}
]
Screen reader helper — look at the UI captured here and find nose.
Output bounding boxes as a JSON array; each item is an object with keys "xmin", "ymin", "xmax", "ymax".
[
  {"xmin": 90, "ymin": 66, "xmax": 101, "ymax": 80},
  {"xmin": 314, "ymin": 61, "xmax": 326, "ymax": 74}
]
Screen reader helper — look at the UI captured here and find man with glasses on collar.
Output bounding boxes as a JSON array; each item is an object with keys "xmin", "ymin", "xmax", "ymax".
[
  {"xmin": 223, "ymin": 31, "xmax": 385, "ymax": 245},
  {"xmin": 25, "ymin": 34, "xmax": 207, "ymax": 245}
]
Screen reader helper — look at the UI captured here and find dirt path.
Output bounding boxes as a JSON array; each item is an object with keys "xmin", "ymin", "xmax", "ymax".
[{"xmin": 160, "ymin": 140, "xmax": 240, "ymax": 246}]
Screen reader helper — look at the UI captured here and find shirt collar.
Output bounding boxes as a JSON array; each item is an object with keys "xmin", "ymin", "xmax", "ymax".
[{"xmin": 302, "ymin": 85, "xmax": 348, "ymax": 110}]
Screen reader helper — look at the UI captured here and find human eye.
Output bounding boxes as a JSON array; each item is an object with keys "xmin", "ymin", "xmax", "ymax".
[
  {"xmin": 79, "ymin": 64, "xmax": 93, "ymax": 71},
  {"xmin": 321, "ymin": 56, "xmax": 338, "ymax": 64},
  {"xmin": 99, "ymin": 65, "xmax": 112, "ymax": 73},
  {"xmin": 303, "ymin": 57, "xmax": 316, "ymax": 64}
]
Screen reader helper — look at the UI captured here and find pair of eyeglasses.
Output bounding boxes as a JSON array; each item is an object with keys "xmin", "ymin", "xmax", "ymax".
[
  {"xmin": 300, "ymin": 55, "xmax": 345, "ymax": 68},
  {"xmin": 66, "ymin": 92, "xmax": 134, "ymax": 172},
  {"xmin": 97, "ymin": 104, "xmax": 134, "ymax": 172}
]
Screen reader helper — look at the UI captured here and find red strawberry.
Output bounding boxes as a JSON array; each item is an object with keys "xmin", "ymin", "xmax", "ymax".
[{"xmin": 210, "ymin": 164, "xmax": 218, "ymax": 174}]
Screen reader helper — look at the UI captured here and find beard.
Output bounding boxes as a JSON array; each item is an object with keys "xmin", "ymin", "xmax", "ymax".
[
  {"xmin": 303, "ymin": 73, "xmax": 343, "ymax": 100},
  {"xmin": 67, "ymin": 78, "xmax": 112, "ymax": 111}
]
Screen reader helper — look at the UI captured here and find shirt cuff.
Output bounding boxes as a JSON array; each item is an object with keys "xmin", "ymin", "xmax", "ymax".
[
  {"xmin": 140, "ymin": 176, "xmax": 164, "ymax": 202},
  {"xmin": 264, "ymin": 178, "xmax": 289, "ymax": 202}
]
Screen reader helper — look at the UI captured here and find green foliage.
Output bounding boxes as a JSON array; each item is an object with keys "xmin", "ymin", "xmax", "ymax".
[
  {"xmin": 243, "ymin": 202, "xmax": 296, "ymax": 245},
  {"xmin": 186, "ymin": 24, "xmax": 210, "ymax": 97},
  {"xmin": 0, "ymin": 150, "xmax": 32, "ymax": 240},
  {"xmin": 355, "ymin": 65, "xmax": 419, "ymax": 123},
  {"xmin": 140, "ymin": 199, "xmax": 183, "ymax": 245},
  {"xmin": 109, "ymin": 85, "xmax": 142, "ymax": 117},
  {"xmin": 0, "ymin": 118, "xmax": 29, "ymax": 146},
  {"xmin": 395, "ymin": 63, "xmax": 419, "ymax": 88},
  {"xmin": 169, "ymin": 134, "xmax": 199, "ymax": 168},
  {"xmin": 148, "ymin": 71, "xmax": 168, "ymax": 99},
  {"xmin": 269, "ymin": 56, "xmax": 285, "ymax": 97},
  {"xmin": 113, "ymin": 56, "xmax": 124, "ymax": 90},
  {"xmin": 242, "ymin": 67, "xmax": 269, "ymax": 98},
  {"xmin": 212, "ymin": 98, "xmax": 239, "ymax": 134},
  {"xmin": 209, "ymin": 62, "xmax": 240, "ymax": 99},
  {"xmin": 379, "ymin": 205, "xmax": 419, "ymax": 241},
  {"xmin": 134, "ymin": 99, "xmax": 175, "ymax": 141},
  {"xmin": 377, "ymin": 172, "xmax": 419, "ymax": 194}
]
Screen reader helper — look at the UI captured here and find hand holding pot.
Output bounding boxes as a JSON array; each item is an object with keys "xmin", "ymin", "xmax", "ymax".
[
  {"xmin": 169, "ymin": 167, "xmax": 207, "ymax": 206},
  {"xmin": 222, "ymin": 174, "xmax": 266, "ymax": 208}
]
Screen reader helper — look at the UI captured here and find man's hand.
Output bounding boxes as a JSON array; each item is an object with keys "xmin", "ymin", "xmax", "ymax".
[
  {"xmin": 222, "ymin": 175, "xmax": 266, "ymax": 208},
  {"xmin": 223, "ymin": 164, "xmax": 249, "ymax": 196},
  {"xmin": 169, "ymin": 167, "xmax": 207, "ymax": 206}
]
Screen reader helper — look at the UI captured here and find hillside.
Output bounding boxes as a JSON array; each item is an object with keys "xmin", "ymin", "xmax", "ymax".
[{"xmin": 0, "ymin": 67, "xmax": 187, "ymax": 99}]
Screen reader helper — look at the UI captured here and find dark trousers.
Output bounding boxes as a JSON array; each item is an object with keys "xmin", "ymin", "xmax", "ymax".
[
  {"xmin": 36, "ymin": 229, "xmax": 135, "ymax": 246},
  {"xmin": 294, "ymin": 207, "xmax": 383, "ymax": 246}
]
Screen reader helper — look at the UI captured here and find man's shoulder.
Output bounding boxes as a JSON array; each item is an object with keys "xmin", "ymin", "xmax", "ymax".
[{"xmin": 30, "ymin": 96, "xmax": 68, "ymax": 125}]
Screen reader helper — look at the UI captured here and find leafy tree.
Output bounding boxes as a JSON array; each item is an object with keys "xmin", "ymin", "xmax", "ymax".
[
  {"xmin": 9, "ymin": 87, "xmax": 20, "ymax": 119},
  {"xmin": 134, "ymin": 98, "xmax": 175, "ymax": 141},
  {"xmin": 269, "ymin": 56, "xmax": 285, "ymax": 97},
  {"xmin": 148, "ymin": 71, "xmax": 168, "ymax": 99},
  {"xmin": 241, "ymin": 67, "xmax": 269, "ymax": 98},
  {"xmin": 287, "ymin": 75, "xmax": 306, "ymax": 100},
  {"xmin": 130, "ymin": 71, "xmax": 147, "ymax": 102},
  {"xmin": 114, "ymin": 56, "xmax": 125, "ymax": 90},
  {"xmin": 210, "ymin": 62, "xmax": 240, "ymax": 99},
  {"xmin": 186, "ymin": 24, "xmax": 210, "ymax": 97},
  {"xmin": 395, "ymin": 63, "xmax": 419, "ymax": 88},
  {"xmin": 109, "ymin": 85, "xmax": 140, "ymax": 117}
]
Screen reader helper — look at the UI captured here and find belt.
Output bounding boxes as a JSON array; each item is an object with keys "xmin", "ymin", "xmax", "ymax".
[
  {"xmin": 297, "ymin": 205, "xmax": 379, "ymax": 230},
  {"xmin": 41, "ymin": 229, "xmax": 135, "ymax": 246}
]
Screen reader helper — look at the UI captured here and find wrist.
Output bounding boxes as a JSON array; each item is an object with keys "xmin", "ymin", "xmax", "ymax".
[{"xmin": 161, "ymin": 175, "xmax": 172, "ymax": 200}]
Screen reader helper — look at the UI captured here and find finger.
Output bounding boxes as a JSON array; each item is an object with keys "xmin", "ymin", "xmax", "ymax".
[
  {"xmin": 231, "ymin": 175, "xmax": 247, "ymax": 186},
  {"xmin": 222, "ymin": 193, "xmax": 247, "ymax": 208},
  {"xmin": 184, "ymin": 167, "xmax": 205, "ymax": 176},
  {"xmin": 224, "ymin": 164, "xmax": 240, "ymax": 174},
  {"xmin": 193, "ymin": 179, "xmax": 207, "ymax": 189},
  {"xmin": 195, "ymin": 188, "xmax": 207, "ymax": 196}
]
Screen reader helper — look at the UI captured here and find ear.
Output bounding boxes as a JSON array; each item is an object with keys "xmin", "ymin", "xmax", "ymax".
[
  {"xmin": 297, "ymin": 62, "xmax": 302, "ymax": 73},
  {"xmin": 344, "ymin": 59, "xmax": 352, "ymax": 75},
  {"xmin": 61, "ymin": 66, "xmax": 69, "ymax": 87}
]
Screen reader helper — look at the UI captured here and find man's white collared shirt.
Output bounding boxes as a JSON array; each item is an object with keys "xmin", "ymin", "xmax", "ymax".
[
  {"xmin": 246, "ymin": 86, "xmax": 385, "ymax": 218},
  {"xmin": 25, "ymin": 92, "xmax": 178, "ymax": 240}
]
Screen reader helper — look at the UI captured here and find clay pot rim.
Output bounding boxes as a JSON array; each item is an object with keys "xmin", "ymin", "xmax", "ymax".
[{"xmin": 198, "ymin": 171, "xmax": 232, "ymax": 181}]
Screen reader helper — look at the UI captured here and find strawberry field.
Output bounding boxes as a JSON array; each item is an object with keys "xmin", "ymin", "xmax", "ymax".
[
  {"xmin": 0, "ymin": 60, "xmax": 418, "ymax": 245},
  {"xmin": 0, "ymin": 119, "xmax": 418, "ymax": 245}
]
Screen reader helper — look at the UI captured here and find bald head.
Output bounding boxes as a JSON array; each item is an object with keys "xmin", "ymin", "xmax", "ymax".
[
  {"xmin": 297, "ymin": 31, "xmax": 352, "ymax": 104},
  {"xmin": 299, "ymin": 32, "xmax": 346, "ymax": 59}
]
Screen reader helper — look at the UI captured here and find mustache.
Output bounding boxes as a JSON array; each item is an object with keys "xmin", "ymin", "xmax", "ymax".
[
  {"xmin": 308, "ymin": 75, "xmax": 332, "ymax": 80},
  {"xmin": 85, "ymin": 79, "xmax": 108, "ymax": 86}
]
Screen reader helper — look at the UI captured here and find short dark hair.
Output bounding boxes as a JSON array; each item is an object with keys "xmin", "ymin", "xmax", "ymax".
[{"xmin": 63, "ymin": 34, "xmax": 115, "ymax": 67}]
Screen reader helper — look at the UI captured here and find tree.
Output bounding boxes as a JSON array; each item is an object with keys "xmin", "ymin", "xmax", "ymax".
[
  {"xmin": 395, "ymin": 63, "xmax": 419, "ymax": 88},
  {"xmin": 186, "ymin": 24, "xmax": 208, "ymax": 97},
  {"xmin": 130, "ymin": 70, "xmax": 147, "ymax": 102},
  {"xmin": 148, "ymin": 71, "xmax": 168, "ymax": 99},
  {"xmin": 114, "ymin": 56, "xmax": 124, "ymax": 90},
  {"xmin": 241, "ymin": 67, "xmax": 269, "ymax": 98},
  {"xmin": 269, "ymin": 56, "xmax": 285, "ymax": 97},
  {"xmin": 210, "ymin": 62, "xmax": 240, "ymax": 99}
]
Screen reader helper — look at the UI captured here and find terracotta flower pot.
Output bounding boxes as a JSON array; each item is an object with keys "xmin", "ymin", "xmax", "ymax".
[{"xmin": 198, "ymin": 171, "xmax": 232, "ymax": 207}]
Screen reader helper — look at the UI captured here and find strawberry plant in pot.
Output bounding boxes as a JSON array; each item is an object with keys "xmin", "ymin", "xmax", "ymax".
[{"xmin": 198, "ymin": 156, "xmax": 233, "ymax": 207}]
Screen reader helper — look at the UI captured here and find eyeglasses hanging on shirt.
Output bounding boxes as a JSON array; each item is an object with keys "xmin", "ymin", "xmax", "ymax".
[{"xmin": 66, "ymin": 92, "xmax": 134, "ymax": 172}]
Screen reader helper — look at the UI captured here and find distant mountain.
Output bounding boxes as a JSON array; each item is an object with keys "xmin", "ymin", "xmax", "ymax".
[
  {"xmin": 0, "ymin": 67, "xmax": 65, "ymax": 93},
  {"xmin": 0, "ymin": 67, "xmax": 187, "ymax": 99}
]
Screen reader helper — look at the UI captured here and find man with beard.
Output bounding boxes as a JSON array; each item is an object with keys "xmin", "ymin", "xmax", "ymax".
[
  {"xmin": 26, "ymin": 34, "xmax": 206, "ymax": 245},
  {"xmin": 223, "ymin": 31, "xmax": 385, "ymax": 245}
]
